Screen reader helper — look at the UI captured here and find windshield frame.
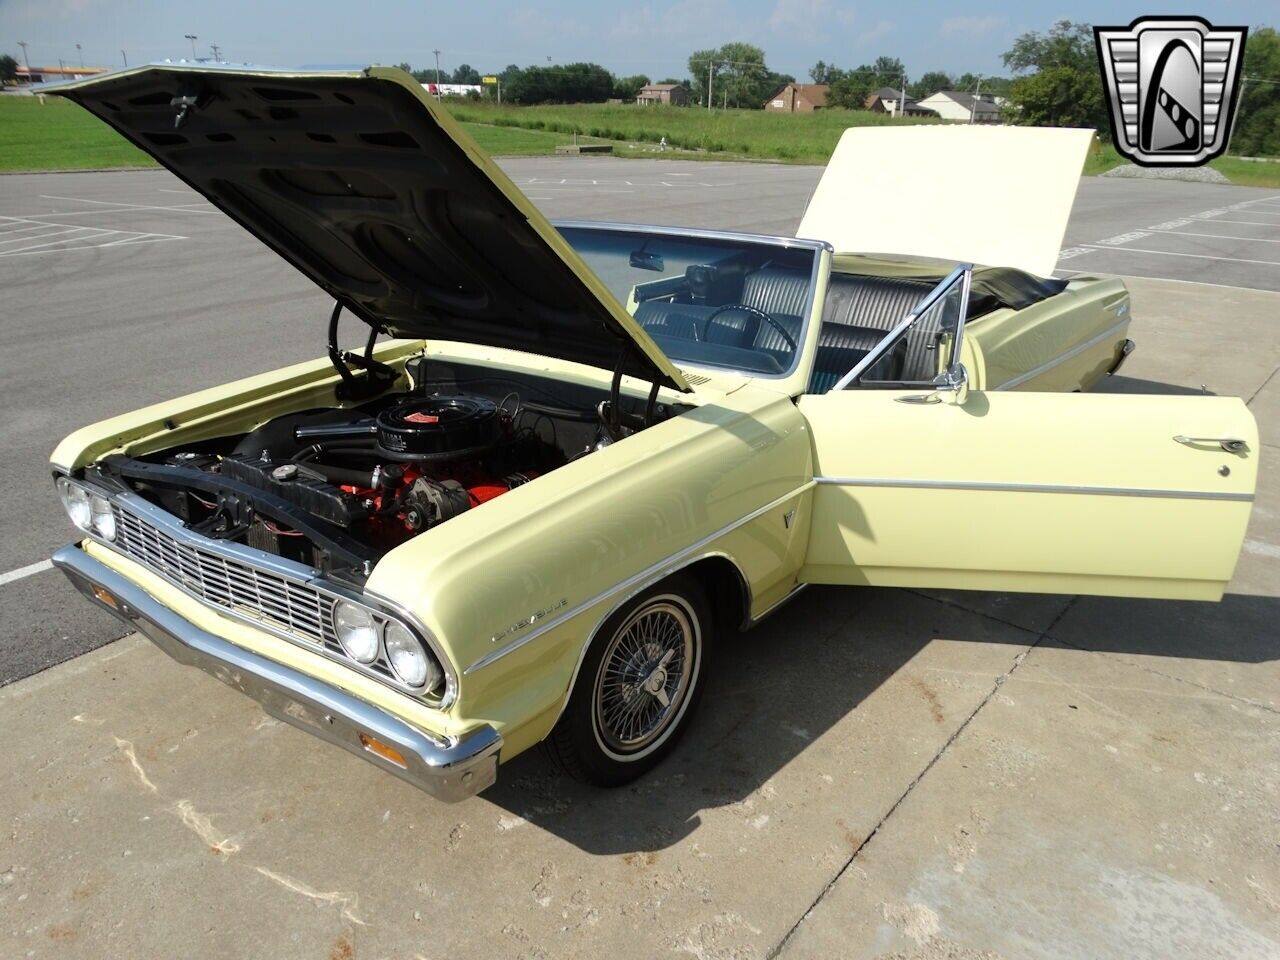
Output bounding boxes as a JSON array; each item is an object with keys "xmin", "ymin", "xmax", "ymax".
[{"xmin": 553, "ymin": 220, "xmax": 831, "ymax": 382}]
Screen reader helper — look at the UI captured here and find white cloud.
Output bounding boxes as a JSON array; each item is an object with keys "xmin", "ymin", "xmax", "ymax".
[
  {"xmin": 857, "ymin": 19, "xmax": 895, "ymax": 45},
  {"xmin": 768, "ymin": 0, "xmax": 856, "ymax": 33},
  {"xmin": 940, "ymin": 15, "xmax": 1006, "ymax": 37}
]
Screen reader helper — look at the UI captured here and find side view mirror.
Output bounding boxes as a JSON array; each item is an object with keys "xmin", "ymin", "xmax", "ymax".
[{"xmin": 939, "ymin": 363, "xmax": 969, "ymax": 405}]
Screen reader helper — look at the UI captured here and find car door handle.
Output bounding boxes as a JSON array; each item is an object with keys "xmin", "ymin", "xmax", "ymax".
[
  {"xmin": 1173, "ymin": 435, "xmax": 1249, "ymax": 453},
  {"xmin": 894, "ymin": 393, "xmax": 941, "ymax": 405}
]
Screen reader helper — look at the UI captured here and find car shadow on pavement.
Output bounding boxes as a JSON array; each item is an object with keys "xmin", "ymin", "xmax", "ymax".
[
  {"xmin": 479, "ymin": 584, "xmax": 1276, "ymax": 855},
  {"xmin": 1099, "ymin": 375, "xmax": 1217, "ymax": 396}
]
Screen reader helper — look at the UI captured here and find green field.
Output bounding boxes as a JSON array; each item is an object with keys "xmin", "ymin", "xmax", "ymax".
[
  {"xmin": 446, "ymin": 100, "xmax": 941, "ymax": 163},
  {"xmin": 0, "ymin": 95, "xmax": 603, "ymax": 168},
  {"xmin": 3, "ymin": 92, "xmax": 1278, "ymax": 187}
]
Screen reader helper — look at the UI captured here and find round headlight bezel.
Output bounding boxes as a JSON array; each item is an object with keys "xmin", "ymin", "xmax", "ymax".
[
  {"xmin": 57, "ymin": 477, "xmax": 93, "ymax": 532},
  {"xmin": 333, "ymin": 600, "xmax": 380, "ymax": 664},
  {"xmin": 383, "ymin": 620, "xmax": 440, "ymax": 690},
  {"xmin": 89, "ymin": 493, "xmax": 116, "ymax": 541}
]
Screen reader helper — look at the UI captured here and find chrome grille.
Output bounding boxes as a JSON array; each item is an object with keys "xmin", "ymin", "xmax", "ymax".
[{"xmin": 108, "ymin": 503, "xmax": 362, "ymax": 661}]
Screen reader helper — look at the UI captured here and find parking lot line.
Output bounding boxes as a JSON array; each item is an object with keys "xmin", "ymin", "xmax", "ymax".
[
  {"xmin": 1075, "ymin": 245, "xmax": 1280, "ymax": 267},
  {"xmin": 1192, "ymin": 217, "xmax": 1280, "ymax": 227},
  {"xmin": 0, "ymin": 559, "xmax": 53, "ymax": 587},
  {"xmin": 37, "ymin": 194, "xmax": 218, "ymax": 215},
  {"xmin": 1149, "ymin": 227, "xmax": 1280, "ymax": 244}
]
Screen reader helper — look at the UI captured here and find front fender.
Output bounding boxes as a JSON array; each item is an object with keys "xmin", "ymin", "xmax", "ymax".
[{"xmin": 367, "ymin": 384, "xmax": 814, "ymax": 751}]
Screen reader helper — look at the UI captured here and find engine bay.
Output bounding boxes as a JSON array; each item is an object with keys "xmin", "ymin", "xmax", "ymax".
[{"xmin": 90, "ymin": 358, "xmax": 682, "ymax": 582}]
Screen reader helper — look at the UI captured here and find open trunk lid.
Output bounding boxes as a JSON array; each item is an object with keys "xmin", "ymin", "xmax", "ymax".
[
  {"xmin": 797, "ymin": 125, "xmax": 1093, "ymax": 278},
  {"xmin": 50, "ymin": 64, "xmax": 689, "ymax": 390}
]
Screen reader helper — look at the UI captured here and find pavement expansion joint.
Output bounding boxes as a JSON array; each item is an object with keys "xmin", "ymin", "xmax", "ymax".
[{"xmin": 763, "ymin": 598, "xmax": 1078, "ymax": 958}]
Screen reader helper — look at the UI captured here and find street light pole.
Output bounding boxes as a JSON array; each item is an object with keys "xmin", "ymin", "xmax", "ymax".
[
  {"xmin": 121, "ymin": 50, "xmax": 128, "ymax": 67},
  {"xmin": 433, "ymin": 48, "xmax": 441, "ymax": 87},
  {"xmin": 17, "ymin": 41, "xmax": 30, "ymax": 78},
  {"xmin": 184, "ymin": 34, "xmax": 198, "ymax": 60},
  {"xmin": 969, "ymin": 76, "xmax": 982, "ymax": 124},
  {"xmin": 76, "ymin": 43, "xmax": 84, "ymax": 68}
]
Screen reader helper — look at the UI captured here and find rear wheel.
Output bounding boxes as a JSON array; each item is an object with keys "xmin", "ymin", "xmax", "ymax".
[{"xmin": 546, "ymin": 577, "xmax": 709, "ymax": 786}]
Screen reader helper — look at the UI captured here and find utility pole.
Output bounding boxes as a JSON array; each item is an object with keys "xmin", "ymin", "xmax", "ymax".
[
  {"xmin": 969, "ymin": 75, "xmax": 982, "ymax": 124},
  {"xmin": 17, "ymin": 41, "xmax": 30, "ymax": 78},
  {"xmin": 184, "ymin": 34, "xmax": 198, "ymax": 60},
  {"xmin": 707, "ymin": 58, "xmax": 714, "ymax": 110},
  {"xmin": 76, "ymin": 43, "xmax": 84, "ymax": 68},
  {"xmin": 121, "ymin": 49, "xmax": 128, "ymax": 67},
  {"xmin": 433, "ymin": 48, "xmax": 441, "ymax": 87},
  {"xmin": 58, "ymin": 58, "xmax": 65, "ymax": 74},
  {"xmin": 210, "ymin": 43, "xmax": 221, "ymax": 63},
  {"xmin": 900, "ymin": 72, "xmax": 907, "ymax": 119}
]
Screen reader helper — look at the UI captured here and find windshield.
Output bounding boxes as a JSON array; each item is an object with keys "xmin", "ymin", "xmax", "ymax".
[{"xmin": 557, "ymin": 224, "xmax": 820, "ymax": 378}]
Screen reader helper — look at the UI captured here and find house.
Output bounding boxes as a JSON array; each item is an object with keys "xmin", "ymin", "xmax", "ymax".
[
  {"xmin": 763, "ymin": 83, "xmax": 829, "ymax": 112},
  {"xmin": 637, "ymin": 83, "xmax": 689, "ymax": 106},
  {"xmin": 916, "ymin": 90, "xmax": 1004, "ymax": 123},
  {"xmin": 865, "ymin": 86, "xmax": 936, "ymax": 117}
]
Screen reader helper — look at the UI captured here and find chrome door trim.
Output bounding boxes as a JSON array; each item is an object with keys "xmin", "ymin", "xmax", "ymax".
[
  {"xmin": 814, "ymin": 476, "xmax": 1253, "ymax": 502},
  {"xmin": 832, "ymin": 263, "xmax": 973, "ymax": 392},
  {"xmin": 994, "ymin": 317, "xmax": 1132, "ymax": 390},
  {"xmin": 463, "ymin": 480, "xmax": 817, "ymax": 675}
]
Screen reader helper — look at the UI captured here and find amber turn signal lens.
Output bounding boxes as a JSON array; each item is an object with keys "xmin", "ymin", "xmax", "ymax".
[
  {"xmin": 91, "ymin": 585, "xmax": 119, "ymax": 610},
  {"xmin": 359, "ymin": 733, "xmax": 407, "ymax": 768}
]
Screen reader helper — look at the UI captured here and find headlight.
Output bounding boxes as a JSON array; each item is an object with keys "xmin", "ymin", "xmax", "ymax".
[
  {"xmin": 384, "ymin": 621, "xmax": 441, "ymax": 690},
  {"xmin": 57, "ymin": 477, "xmax": 92, "ymax": 532},
  {"xmin": 90, "ymin": 494, "xmax": 116, "ymax": 541},
  {"xmin": 333, "ymin": 601, "xmax": 379, "ymax": 663}
]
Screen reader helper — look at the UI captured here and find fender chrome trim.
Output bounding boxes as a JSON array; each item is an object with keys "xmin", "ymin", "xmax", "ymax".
[
  {"xmin": 994, "ymin": 317, "xmax": 1131, "ymax": 390},
  {"xmin": 463, "ymin": 481, "xmax": 816, "ymax": 675},
  {"xmin": 814, "ymin": 476, "xmax": 1253, "ymax": 502}
]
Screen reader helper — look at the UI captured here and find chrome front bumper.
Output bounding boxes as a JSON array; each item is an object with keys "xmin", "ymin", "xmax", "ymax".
[{"xmin": 53, "ymin": 544, "xmax": 501, "ymax": 802}]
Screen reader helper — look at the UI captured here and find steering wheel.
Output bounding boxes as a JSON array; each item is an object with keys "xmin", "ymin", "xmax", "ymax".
[{"xmin": 706, "ymin": 304, "xmax": 797, "ymax": 353}]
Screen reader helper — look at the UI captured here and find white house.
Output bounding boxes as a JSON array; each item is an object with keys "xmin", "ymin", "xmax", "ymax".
[{"xmin": 915, "ymin": 90, "xmax": 1004, "ymax": 123}]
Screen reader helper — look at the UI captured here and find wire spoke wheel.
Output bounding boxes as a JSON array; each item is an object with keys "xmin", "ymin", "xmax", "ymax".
[{"xmin": 592, "ymin": 596, "xmax": 698, "ymax": 759}]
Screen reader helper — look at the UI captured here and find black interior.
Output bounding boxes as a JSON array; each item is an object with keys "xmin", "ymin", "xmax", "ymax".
[{"xmin": 54, "ymin": 66, "xmax": 680, "ymax": 389}]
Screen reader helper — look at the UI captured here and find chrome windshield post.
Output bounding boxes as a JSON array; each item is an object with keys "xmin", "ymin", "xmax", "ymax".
[{"xmin": 832, "ymin": 262, "xmax": 974, "ymax": 393}]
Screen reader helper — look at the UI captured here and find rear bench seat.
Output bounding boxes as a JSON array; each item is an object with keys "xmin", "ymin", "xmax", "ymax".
[{"xmin": 635, "ymin": 268, "xmax": 941, "ymax": 392}]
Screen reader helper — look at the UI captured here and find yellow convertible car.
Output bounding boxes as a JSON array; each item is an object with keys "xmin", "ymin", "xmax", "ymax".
[{"xmin": 48, "ymin": 66, "xmax": 1256, "ymax": 800}]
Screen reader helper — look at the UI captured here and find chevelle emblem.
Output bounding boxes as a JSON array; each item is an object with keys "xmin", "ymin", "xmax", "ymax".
[
  {"xmin": 1095, "ymin": 17, "xmax": 1247, "ymax": 167},
  {"xmin": 490, "ymin": 598, "xmax": 569, "ymax": 644}
]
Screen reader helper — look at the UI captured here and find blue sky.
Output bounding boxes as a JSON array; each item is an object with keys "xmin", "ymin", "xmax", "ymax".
[{"xmin": 2, "ymin": 1, "xmax": 1272, "ymax": 83}]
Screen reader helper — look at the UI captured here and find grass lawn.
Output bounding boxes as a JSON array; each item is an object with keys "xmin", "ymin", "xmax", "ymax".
[
  {"xmin": 445, "ymin": 100, "xmax": 941, "ymax": 163},
  {"xmin": 4, "ymin": 92, "xmax": 1278, "ymax": 187},
  {"xmin": 0, "ymin": 94, "xmax": 154, "ymax": 171}
]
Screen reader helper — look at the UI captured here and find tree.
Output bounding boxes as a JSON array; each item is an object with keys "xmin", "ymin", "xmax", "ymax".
[
  {"xmin": 505, "ymin": 62, "xmax": 614, "ymax": 104},
  {"xmin": 1001, "ymin": 20, "xmax": 1106, "ymax": 132},
  {"xmin": 1232, "ymin": 27, "xmax": 1280, "ymax": 157},
  {"xmin": 613, "ymin": 74, "xmax": 650, "ymax": 100},
  {"xmin": 910, "ymin": 70, "xmax": 951, "ymax": 99},
  {"xmin": 1003, "ymin": 20, "xmax": 1095, "ymax": 72},
  {"xmin": 0, "ymin": 54, "xmax": 17, "ymax": 84},
  {"xmin": 688, "ymin": 42, "xmax": 774, "ymax": 107},
  {"xmin": 451, "ymin": 64, "xmax": 481, "ymax": 84}
]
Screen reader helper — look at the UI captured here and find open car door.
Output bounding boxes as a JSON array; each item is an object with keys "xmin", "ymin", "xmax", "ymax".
[{"xmin": 797, "ymin": 268, "xmax": 1257, "ymax": 601}]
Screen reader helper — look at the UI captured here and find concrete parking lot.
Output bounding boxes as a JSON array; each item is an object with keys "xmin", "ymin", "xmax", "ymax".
[{"xmin": 1, "ymin": 160, "xmax": 1277, "ymax": 959}]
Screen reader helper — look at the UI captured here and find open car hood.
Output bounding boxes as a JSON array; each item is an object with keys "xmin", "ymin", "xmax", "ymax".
[
  {"xmin": 797, "ymin": 125, "xmax": 1094, "ymax": 278},
  {"xmin": 51, "ymin": 65, "xmax": 689, "ymax": 390}
]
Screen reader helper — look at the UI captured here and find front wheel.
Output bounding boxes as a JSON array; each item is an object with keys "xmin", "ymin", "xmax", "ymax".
[{"xmin": 546, "ymin": 576, "xmax": 710, "ymax": 786}]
